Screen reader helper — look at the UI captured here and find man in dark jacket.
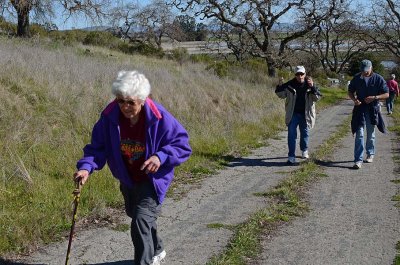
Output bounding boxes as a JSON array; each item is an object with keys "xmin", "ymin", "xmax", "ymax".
[{"xmin": 348, "ymin": 60, "xmax": 389, "ymax": 169}]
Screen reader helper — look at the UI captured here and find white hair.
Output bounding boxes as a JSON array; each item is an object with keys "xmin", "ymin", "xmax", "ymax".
[{"xmin": 111, "ymin": 70, "xmax": 151, "ymax": 100}]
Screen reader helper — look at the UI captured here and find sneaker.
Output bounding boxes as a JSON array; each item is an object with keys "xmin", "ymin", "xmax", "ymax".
[
  {"xmin": 365, "ymin": 155, "xmax": 374, "ymax": 163},
  {"xmin": 302, "ymin": 150, "xmax": 309, "ymax": 159},
  {"xmin": 353, "ymin": 161, "xmax": 362, "ymax": 169},
  {"xmin": 152, "ymin": 250, "xmax": 166, "ymax": 265},
  {"xmin": 287, "ymin": 157, "xmax": 296, "ymax": 164}
]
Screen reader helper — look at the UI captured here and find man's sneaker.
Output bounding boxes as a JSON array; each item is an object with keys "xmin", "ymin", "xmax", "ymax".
[
  {"xmin": 353, "ymin": 161, "xmax": 362, "ymax": 169},
  {"xmin": 287, "ymin": 157, "xmax": 296, "ymax": 164},
  {"xmin": 365, "ymin": 155, "xmax": 374, "ymax": 163},
  {"xmin": 302, "ymin": 150, "xmax": 309, "ymax": 159},
  {"xmin": 152, "ymin": 250, "xmax": 166, "ymax": 265}
]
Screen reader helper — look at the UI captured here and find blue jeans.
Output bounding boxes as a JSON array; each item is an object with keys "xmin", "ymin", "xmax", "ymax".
[
  {"xmin": 386, "ymin": 92, "xmax": 396, "ymax": 113},
  {"xmin": 287, "ymin": 112, "xmax": 309, "ymax": 157},
  {"xmin": 354, "ymin": 112, "xmax": 375, "ymax": 163}
]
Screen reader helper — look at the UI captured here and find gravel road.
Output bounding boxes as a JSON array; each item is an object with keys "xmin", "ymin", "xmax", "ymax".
[
  {"xmin": 258, "ymin": 103, "xmax": 400, "ymax": 265},
  {"xmin": 8, "ymin": 100, "xmax": 399, "ymax": 265}
]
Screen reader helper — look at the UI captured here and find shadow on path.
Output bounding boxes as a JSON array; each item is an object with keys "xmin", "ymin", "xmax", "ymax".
[
  {"xmin": 0, "ymin": 257, "xmax": 134, "ymax": 265},
  {"xmin": 315, "ymin": 159, "xmax": 355, "ymax": 169},
  {"xmin": 87, "ymin": 261, "xmax": 133, "ymax": 265},
  {"xmin": 228, "ymin": 157, "xmax": 289, "ymax": 167}
]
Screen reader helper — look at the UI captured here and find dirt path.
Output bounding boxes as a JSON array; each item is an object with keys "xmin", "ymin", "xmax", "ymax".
[
  {"xmin": 10, "ymin": 100, "xmax": 399, "ymax": 265},
  {"xmin": 258, "ymin": 106, "xmax": 400, "ymax": 265}
]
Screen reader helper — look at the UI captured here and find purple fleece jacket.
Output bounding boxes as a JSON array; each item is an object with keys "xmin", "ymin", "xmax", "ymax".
[{"xmin": 76, "ymin": 98, "xmax": 192, "ymax": 203}]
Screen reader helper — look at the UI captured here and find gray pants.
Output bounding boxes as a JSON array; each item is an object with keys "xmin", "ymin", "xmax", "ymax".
[{"xmin": 120, "ymin": 181, "xmax": 164, "ymax": 265}]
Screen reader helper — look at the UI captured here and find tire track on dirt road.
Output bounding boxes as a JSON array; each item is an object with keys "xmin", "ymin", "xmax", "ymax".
[{"xmin": 14, "ymin": 100, "xmax": 354, "ymax": 265}]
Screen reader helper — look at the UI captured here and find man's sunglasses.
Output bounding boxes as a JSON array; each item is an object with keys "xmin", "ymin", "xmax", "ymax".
[{"xmin": 295, "ymin": 73, "xmax": 305, "ymax": 76}]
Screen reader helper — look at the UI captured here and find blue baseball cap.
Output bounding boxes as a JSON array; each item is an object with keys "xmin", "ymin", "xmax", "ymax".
[{"xmin": 360, "ymin": 59, "xmax": 372, "ymax": 72}]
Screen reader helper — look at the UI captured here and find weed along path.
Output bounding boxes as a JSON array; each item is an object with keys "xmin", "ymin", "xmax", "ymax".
[{"xmin": 13, "ymin": 100, "xmax": 398, "ymax": 265}]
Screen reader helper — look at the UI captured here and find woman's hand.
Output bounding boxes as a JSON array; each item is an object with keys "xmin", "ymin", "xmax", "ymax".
[
  {"xmin": 73, "ymin": 170, "xmax": 89, "ymax": 185},
  {"xmin": 141, "ymin": 155, "xmax": 161, "ymax": 174}
]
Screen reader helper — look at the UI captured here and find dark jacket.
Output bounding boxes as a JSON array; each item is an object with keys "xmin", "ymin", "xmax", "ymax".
[
  {"xmin": 348, "ymin": 72, "xmax": 388, "ymax": 101},
  {"xmin": 349, "ymin": 71, "xmax": 388, "ymax": 135},
  {"xmin": 351, "ymin": 101, "xmax": 386, "ymax": 134}
]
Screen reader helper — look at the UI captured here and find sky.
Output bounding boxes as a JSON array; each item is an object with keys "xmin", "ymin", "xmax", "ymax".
[
  {"xmin": 55, "ymin": 0, "xmax": 152, "ymax": 30},
  {"xmin": 53, "ymin": 0, "xmax": 370, "ymax": 30}
]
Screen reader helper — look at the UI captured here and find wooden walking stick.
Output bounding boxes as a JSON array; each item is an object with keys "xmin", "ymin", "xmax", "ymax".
[{"xmin": 65, "ymin": 180, "xmax": 82, "ymax": 265}]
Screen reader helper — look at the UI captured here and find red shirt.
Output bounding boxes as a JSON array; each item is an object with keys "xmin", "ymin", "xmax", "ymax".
[
  {"xmin": 387, "ymin": 79, "xmax": 399, "ymax": 95},
  {"xmin": 119, "ymin": 111, "xmax": 149, "ymax": 183}
]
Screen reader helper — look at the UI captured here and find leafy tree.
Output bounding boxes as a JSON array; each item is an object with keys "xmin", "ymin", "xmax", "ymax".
[
  {"xmin": 173, "ymin": 14, "xmax": 196, "ymax": 41},
  {"xmin": 347, "ymin": 53, "xmax": 385, "ymax": 76}
]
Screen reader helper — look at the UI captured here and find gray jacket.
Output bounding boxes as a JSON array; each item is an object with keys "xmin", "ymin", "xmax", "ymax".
[{"xmin": 275, "ymin": 79, "xmax": 321, "ymax": 129}]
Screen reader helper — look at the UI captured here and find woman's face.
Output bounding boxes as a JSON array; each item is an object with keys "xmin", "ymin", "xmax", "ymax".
[{"xmin": 116, "ymin": 96, "xmax": 144, "ymax": 119}]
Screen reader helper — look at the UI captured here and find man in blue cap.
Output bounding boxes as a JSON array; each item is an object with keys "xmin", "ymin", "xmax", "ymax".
[{"xmin": 348, "ymin": 59, "xmax": 389, "ymax": 169}]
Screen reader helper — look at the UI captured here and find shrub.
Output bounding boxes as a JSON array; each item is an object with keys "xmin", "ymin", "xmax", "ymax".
[
  {"xmin": 169, "ymin": 47, "xmax": 190, "ymax": 64},
  {"xmin": 83, "ymin": 31, "xmax": 116, "ymax": 47},
  {"xmin": 190, "ymin": 54, "xmax": 214, "ymax": 64},
  {"xmin": 206, "ymin": 61, "xmax": 229, "ymax": 77},
  {"xmin": 117, "ymin": 41, "xmax": 164, "ymax": 57},
  {"xmin": 0, "ymin": 17, "xmax": 16, "ymax": 36},
  {"xmin": 49, "ymin": 29, "xmax": 88, "ymax": 46}
]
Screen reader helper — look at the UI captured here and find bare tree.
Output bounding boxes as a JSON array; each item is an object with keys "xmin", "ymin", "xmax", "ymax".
[
  {"xmin": 171, "ymin": 0, "xmax": 345, "ymax": 76},
  {"xmin": 109, "ymin": 0, "xmax": 183, "ymax": 48},
  {"xmin": 109, "ymin": 2, "xmax": 141, "ymax": 42},
  {"xmin": 366, "ymin": 0, "xmax": 400, "ymax": 60},
  {"xmin": 296, "ymin": 5, "xmax": 371, "ymax": 74},
  {"xmin": 138, "ymin": 0, "xmax": 180, "ymax": 48},
  {"xmin": 208, "ymin": 20, "xmax": 255, "ymax": 62},
  {"xmin": 0, "ymin": 0, "xmax": 109, "ymax": 37}
]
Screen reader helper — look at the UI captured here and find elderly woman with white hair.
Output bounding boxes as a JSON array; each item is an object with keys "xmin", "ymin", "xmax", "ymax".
[{"xmin": 74, "ymin": 70, "xmax": 192, "ymax": 265}]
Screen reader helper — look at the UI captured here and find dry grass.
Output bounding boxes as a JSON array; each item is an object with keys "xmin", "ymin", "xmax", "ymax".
[{"xmin": 0, "ymin": 36, "xmax": 283, "ymax": 255}]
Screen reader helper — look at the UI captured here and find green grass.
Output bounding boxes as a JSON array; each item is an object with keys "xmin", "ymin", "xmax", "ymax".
[
  {"xmin": 0, "ymin": 35, "xmax": 352, "ymax": 258},
  {"xmin": 0, "ymin": 36, "xmax": 284, "ymax": 256},
  {"xmin": 206, "ymin": 114, "xmax": 351, "ymax": 265},
  {"xmin": 318, "ymin": 86, "xmax": 349, "ymax": 109},
  {"xmin": 394, "ymin": 241, "xmax": 400, "ymax": 265},
  {"xmin": 389, "ymin": 102, "xmax": 400, "ymax": 265}
]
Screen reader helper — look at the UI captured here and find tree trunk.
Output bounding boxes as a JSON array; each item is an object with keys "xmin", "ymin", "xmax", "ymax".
[
  {"xmin": 17, "ymin": 7, "xmax": 30, "ymax": 37},
  {"xmin": 266, "ymin": 56, "xmax": 276, "ymax": 77}
]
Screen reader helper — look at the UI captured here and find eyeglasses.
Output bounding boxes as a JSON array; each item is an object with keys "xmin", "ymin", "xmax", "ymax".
[
  {"xmin": 116, "ymin": 98, "xmax": 141, "ymax": 106},
  {"xmin": 295, "ymin": 73, "xmax": 305, "ymax": 76}
]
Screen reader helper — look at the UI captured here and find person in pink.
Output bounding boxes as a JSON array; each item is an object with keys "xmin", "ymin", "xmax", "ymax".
[{"xmin": 386, "ymin": 74, "xmax": 399, "ymax": 115}]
